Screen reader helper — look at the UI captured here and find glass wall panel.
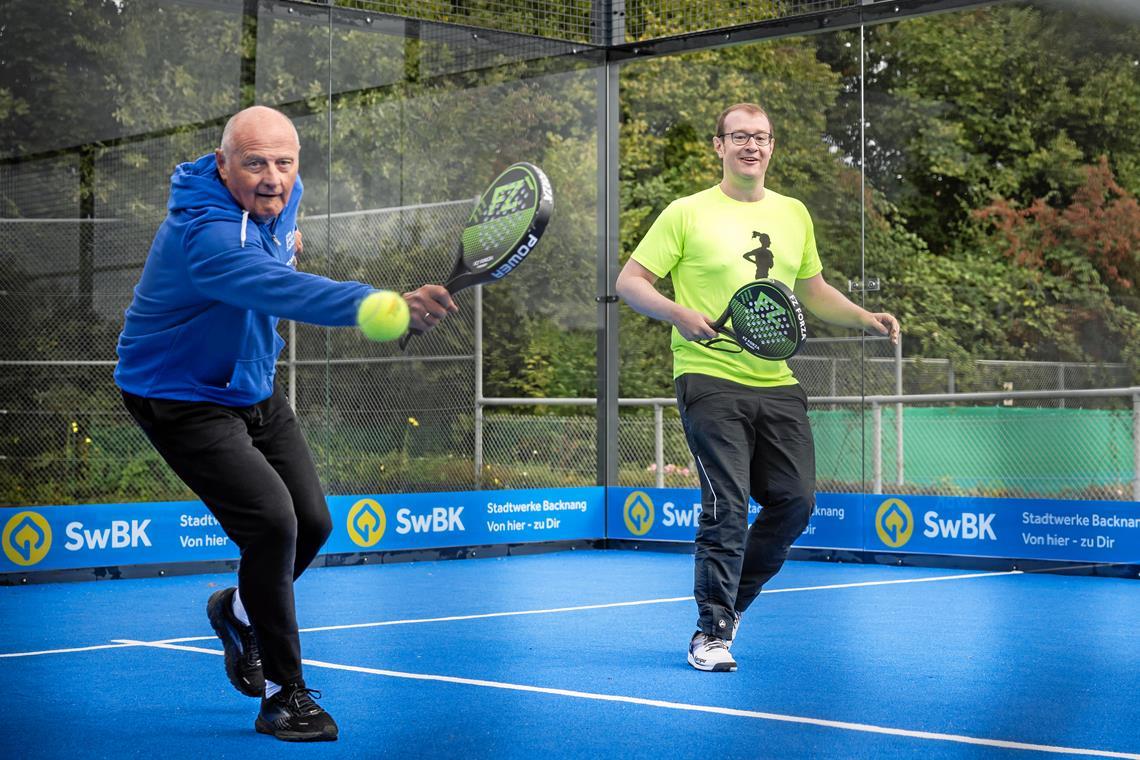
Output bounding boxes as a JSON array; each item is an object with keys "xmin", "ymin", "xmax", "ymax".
[
  {"xmin": 5, "ymin": 0, "xmax": 1133, "ymax": 508},
  {"xmin": 0, "ymin": 0, "xmax": 249, "ymax": 505},
  {"xmin": 1, "ymin": 1, "xmax": 243, "ymax": 159},
  {"xmin": 0, "ymin": 0, "xmax": 601, "ymax": 506},
  {"xmin": 233, "ymin": 4, "xmax": 336, "ymax": 505},
  {"xmin": 322, "ymin": 8, "xmax": 601, "ymax": 493},
  {"xmin": 862, "ymin": 1, "xmax": 1140, "ymax": 500}
]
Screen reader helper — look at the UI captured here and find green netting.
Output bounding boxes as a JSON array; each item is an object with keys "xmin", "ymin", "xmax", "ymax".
[{"xmin": 811, "ymin": 406, "xmax": 1135, "ymax": 497}]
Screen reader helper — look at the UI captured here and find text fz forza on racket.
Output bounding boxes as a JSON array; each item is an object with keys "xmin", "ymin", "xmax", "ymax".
[
  {"xmin": 700, "ymin": 278, "xmax": 807, "ymax": 360},
  {"xmin": 399, "ymin": 162, "xmax": 553, "ymax": 350}
]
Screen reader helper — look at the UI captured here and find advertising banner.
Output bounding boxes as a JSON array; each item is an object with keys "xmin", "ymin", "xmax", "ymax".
[
  {"xmin": 864, "ymin": 494, "xmax": 1140, "ymax": 563},
  {"xmin": 4, "ymin": 488, "xmax": 1135, "ymax": 575},
  {"xmin": 324, "ymin": 487, "xmax": 604, "ymax": 554},
  {"xmin": 605, "ymin": 487, "xmax": 863, "ymax": 550},
  {"xmin": 606, "ymin": 488, "xmax": 1139, "ymax": 564},
  {"xmin": 0, "ymin": 487, "xmax": 605, "ymax": 574},
  {"xmin": 0, "ymin": 501, "xmax": 237, "ymax": 573}
]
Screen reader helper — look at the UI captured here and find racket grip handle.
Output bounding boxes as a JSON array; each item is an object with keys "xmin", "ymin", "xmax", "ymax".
[{"xmin": 398, "ymin": 328, "xmax": 422, "ymax": 351}]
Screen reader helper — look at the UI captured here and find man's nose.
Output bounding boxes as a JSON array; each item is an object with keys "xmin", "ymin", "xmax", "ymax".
[{"xmin": 262, "ymin": 166, "xmax": 285, "ymax": 187}]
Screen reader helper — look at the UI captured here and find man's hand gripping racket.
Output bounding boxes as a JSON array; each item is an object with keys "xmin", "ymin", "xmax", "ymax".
[
  {"xmin": 699, "ymin": 279, "xmax": 808, "ymax": 360},
  {"xmin": 399, "ymin": 162, "xmax": 554, "ymax": 350}
]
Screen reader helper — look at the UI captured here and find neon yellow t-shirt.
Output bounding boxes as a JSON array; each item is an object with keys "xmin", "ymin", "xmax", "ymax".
[{"xmin": 630, "ymin": 185, "xmax": 823, "ymax": 387}]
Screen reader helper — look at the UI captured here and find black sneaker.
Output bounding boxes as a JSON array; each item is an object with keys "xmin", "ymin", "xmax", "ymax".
[
  {"xmin": 255, "ymin": 682, "xmax": 339, "ymax": 742},
  {"xmin": 206, "ymin": 587, "xmax": 264, "ymax": 697}
]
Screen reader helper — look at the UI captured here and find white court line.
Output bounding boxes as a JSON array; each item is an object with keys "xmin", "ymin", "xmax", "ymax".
[
  {"xmin": 765, "ymin": 569, "xmax": 1022, "ymax": 594},
  {"xmin": 160, "ymin": 595, "xmax": 692, "ymax": 642},
  {"xmin": 114, "ymin": 638, "xmax": 1140, "ymax": 759},
  {"xmin": 0, "ymin": 642, "xmax": 137, "ymax": 658},
  {"xmin": 173, "ymin": 568, "xmax": 1019, "ymax": 641},
  {"xmin": 1, "ymin": 569, "xmax": 1021, "ymax": 653}
]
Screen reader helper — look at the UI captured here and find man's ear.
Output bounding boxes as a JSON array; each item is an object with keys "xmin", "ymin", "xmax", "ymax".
[{"xmin": 214, "ymin": 148, "xmax": 228, "ymax": 183}]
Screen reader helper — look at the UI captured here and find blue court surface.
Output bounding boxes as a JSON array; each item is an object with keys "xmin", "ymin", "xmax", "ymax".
[{"xmin": 3, "ymin": 551, "xmax": 1138, "ymax": 759}]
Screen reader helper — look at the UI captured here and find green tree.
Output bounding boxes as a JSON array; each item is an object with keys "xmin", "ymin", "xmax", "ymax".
[{"xmin": 817, "ymin": 7, "xmax": 1140, "ymax": 253}]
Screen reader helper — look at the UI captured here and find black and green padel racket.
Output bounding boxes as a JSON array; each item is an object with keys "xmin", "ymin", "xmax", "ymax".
[
  {"xmin": 700, "ymin": 279, "xmax": 807, "ymax": 360},
  {"xmin": 399, "ymin": 162, "xmax": 553, "ymax": 350}
]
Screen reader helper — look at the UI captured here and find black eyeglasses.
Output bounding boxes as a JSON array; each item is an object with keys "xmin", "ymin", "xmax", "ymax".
[{"xmin": 717, "ymin": 131, "xmax": 774, "ymax": 147}]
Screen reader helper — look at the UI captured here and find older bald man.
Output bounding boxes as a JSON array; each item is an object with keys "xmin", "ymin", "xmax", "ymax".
[{"xmin": 115, "ymin": 106, "xmax": 457, "ymax": 741}]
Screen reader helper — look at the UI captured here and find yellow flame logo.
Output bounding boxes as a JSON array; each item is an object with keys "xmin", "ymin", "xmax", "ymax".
[
  {"xmin": 347, "ymin": 499, "xmax": 387, "ymax": 548},
  {"xmin": 875, "ymin": 498, "xmax": 914, "ymax": 548},
  {"xmin": 623, "ymin": 491, "xmax": 655, "ymax": 537},
  {"xmin": 3, "ymin": 511, "xmax": 52, "ymax": 566}
]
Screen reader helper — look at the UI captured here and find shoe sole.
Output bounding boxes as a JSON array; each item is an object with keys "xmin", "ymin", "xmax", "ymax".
[
  {"xmin": 255, "ymin": 718, "xmax": 338, "ymax": 742},
  {"xmin": 207, "ymin": 590, "xmax": 264, "ymax": 698},
  {"xmin": 687, "ymin": 651, "xmax": 737, "ymax": 672}
]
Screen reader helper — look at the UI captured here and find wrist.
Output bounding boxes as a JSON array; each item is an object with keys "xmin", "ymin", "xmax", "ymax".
[{"xmin": 667, "ymin": 303, "xmax": 690, "ymax": 328}]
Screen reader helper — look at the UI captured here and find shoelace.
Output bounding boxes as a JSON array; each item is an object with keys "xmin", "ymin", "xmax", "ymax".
[
  {"xmin": 287, "ymin": 687, "xmax": 324, "ymax": 716},
  {"xmin": 699, "ymin": 634, "xmax": 728, "ymax": 652},
  {"xmin": 239, "ymin": 626, "xmax": 261, "ymax": 667}
]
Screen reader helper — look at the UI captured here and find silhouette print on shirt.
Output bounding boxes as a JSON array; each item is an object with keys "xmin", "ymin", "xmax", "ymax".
[{"xmin": 743, "ymin": 231, "xmax": 773, "ymax": 278}]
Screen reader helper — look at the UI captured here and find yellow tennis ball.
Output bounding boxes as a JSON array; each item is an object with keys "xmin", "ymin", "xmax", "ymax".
[{"xmin": 357, "ymin": 290, "xmax": 410, "ymax": 342}]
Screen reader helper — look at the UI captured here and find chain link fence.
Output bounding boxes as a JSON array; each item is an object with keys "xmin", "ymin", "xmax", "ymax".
[
  {"xmin": 3, "ymin": 0, "xmax": 1138, "ymax": 508},
  {"xmin": 341, "ymin": 0, "xmax": 861, "ymax": 45},
  {"xmin": 4, "ymin": 143, "xmax": 1137, "ymax": 506},
  {"xmin": 622, "ymin": 0, "xmax": 857, "ymax": 42},
  {"xmin": 300, "ymin": 196, "xmax": 480, "ymax": 496},
  {"xmin": 0, "ymin": 122, "xmax": 477, "ymax": 503},
  {"xmin": 483, "ymin": 390, "xmax": 1139, "ymax": 501},
  {"xmin": 342, "ymin": 0, "xmax": 596, "ymax": 43}
]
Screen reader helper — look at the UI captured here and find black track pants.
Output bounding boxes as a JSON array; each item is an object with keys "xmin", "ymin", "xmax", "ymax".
[
  {"xmin": 675, "ymin": 374, "xmax": 816, "ymax": 638},
  {"xmin": 122, "ymin": 385, "xmax": 331, "ymax": 685}
]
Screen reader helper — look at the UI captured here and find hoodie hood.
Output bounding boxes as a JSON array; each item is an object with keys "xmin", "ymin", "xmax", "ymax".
[
  {"xmin": 115, "ymin": 153, "xmax": 369, "ymax": 406},
  {"xmin": 169, "ymin": 154, "xmax": 239, "ymax": 216}
]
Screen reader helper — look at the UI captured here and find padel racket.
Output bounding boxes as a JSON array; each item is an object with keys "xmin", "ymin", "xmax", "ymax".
[
  {"xmin": 399, "ymin": 162, "xmax": 553, "ymax": 350},
  {"xmin": 700, "ymin": 279, "xmax": 807, "ymax": 360}
]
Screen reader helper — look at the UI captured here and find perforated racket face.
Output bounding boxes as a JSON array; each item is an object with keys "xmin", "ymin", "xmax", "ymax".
[
  {"xmin": 461, "ymin": 163, "xmax": 548, "ymax": 274},
  {"xmin": 727, "ymin": 280, "xmax": 807, "ymax": 360}
]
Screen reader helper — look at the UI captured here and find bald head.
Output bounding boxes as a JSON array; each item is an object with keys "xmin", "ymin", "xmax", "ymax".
[
  {"xmin": 220, "ymin": 106, "xmax": 300, "ymax": 158},
  {"xmin": 215, "ymin": 106, "xmax": 301, "ymax": 222}
]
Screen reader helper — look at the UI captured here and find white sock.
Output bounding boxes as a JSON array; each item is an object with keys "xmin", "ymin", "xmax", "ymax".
[
  {"xmin": 231, "ymin": 589, "xmax": 250, "ymax": 626},
  {"xmin": 265, "ymin": 679, "xmax": 282, "ymax": 698}
]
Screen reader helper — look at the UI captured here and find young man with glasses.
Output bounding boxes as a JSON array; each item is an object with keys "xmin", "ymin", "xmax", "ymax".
[{"xmin": 616, "ymin": 102, "xmax": 899, "ymax": 671}]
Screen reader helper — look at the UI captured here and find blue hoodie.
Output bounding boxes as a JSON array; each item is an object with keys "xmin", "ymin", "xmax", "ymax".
[{"xmin": 115, "ymin": 153, "xmax": 374, "ymax": 406}]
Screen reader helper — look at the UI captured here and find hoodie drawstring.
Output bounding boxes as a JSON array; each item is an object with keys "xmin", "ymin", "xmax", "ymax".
[{"xmin": 240, "ymin": 210, "xmax": 249, "ymax": 248}]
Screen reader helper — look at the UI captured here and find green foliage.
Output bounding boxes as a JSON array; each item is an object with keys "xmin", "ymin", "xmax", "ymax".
[
  {"xmin": 974, "ymin": 158, "xmax": 1140, "ymax": 296},
  {"xmin": 625, "ymin": 0, "xmax": 785, "ymax": 43},
  {"xmin": 817, "ymin": 7, "xmax": 1140, "ymax": 251},
  {"xmin": 339, "ymin": 0, "xmax": 594, "ymax": 42},
  {"xmin": 0, "ymin": 425, "xmax": 194, "ymax": 506},
  {"xmin": 703, "ymin": 6, "xmax": 1140, "ymax": 376},
  {"xmin": 968, "ymin": 157, "xmax": 1140, "ymax": 371}
]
